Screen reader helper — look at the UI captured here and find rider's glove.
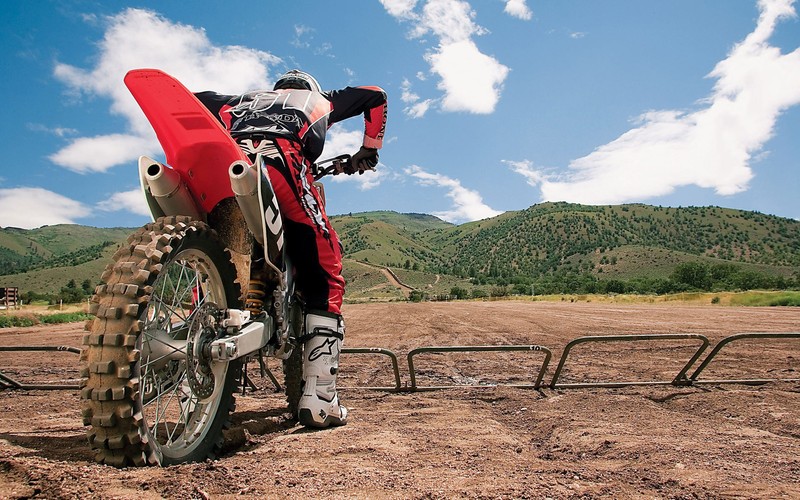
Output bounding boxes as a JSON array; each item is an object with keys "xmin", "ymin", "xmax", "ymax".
[{"xmin": 348, "ymin": 147, "xmax": 379, "ymax": 174}]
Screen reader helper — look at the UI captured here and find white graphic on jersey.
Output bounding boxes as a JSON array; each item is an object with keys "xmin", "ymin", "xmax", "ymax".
[{"xmin": 237, "ymin": 139, "xmax": 280, "ymax": 158}]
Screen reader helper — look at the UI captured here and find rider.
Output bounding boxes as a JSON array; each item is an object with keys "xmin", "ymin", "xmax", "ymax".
[{"xmin": 195, "ymin": 70, "xmax": 387, "ymax": 428}]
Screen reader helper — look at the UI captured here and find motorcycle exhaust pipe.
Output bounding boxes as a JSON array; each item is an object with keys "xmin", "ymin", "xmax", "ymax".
[
  {"xmin": 229, "ymin": 160, "xmax": 264, "ymax": 245},
  {"xmin": 139, "ymin": 157, "xmax": 202, "ymax": 220},
  {"xmin": 228, "ymin": 160, "xmax": 284, "ymax": 262}
]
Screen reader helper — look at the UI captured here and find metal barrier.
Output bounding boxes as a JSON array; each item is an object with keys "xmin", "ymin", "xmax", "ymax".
[
  {"xmin": 341, "ymin": 347, "xmax": 403, "ymax": 392},
  {"xmin": 549, "ymin": 334, "xmax": 709, "ymax": 389},
  {"xmin": 690, "ymin": 332, "xmax": 800, "ymax": 385},
  {"xmin": 0, "ymin": 346, "xmax": 82, "ymax": 390},
  {"xmin": 407, "ymin": 345, "xmax": 552, "ymax": 391},
  {"xmin": 2, "ymin": 332, "xmax": 796, "ymax": 393}
]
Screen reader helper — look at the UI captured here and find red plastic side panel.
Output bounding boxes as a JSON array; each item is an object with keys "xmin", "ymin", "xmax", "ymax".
[{"xmin": 124, "ymin": 69, "xmax": 249, "ymax": 213}]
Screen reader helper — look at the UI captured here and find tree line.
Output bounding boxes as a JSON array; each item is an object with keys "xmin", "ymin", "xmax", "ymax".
[
  {"xmin": 20, "ymin": 279, "xmax": 95, "ymax": 305},
  {"xmin": 421, "ymin": 261, "xmax": 798, "ymax": 302}
]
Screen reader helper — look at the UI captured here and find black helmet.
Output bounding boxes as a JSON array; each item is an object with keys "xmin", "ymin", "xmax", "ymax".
[{"xmin": 273, "ymin": 69, "xmax": 321, "ymax": 92}]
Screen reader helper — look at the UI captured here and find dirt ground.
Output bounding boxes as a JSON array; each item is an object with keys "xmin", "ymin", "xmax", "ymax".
[{"xmin": 1, "ymin": 300, "xmax": 799, "ymax": 499}]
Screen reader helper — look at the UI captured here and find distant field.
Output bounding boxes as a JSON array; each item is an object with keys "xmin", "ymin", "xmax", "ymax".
[
  {"xmin": 345, "ymin": 288, "xmax": 800, "ymax": 307},
  {"xmin": 3, "ymin": 290, "xmax": 798, "ymax": 316},
  {"xmin": 428, "ymin": 290, "xmax": 800, "ymax": 307}
]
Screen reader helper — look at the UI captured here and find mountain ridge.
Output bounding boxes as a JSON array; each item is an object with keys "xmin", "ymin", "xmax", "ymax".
[{"xmin": 1, "ymin": 202, "xmax": 798, "ymax": 297}]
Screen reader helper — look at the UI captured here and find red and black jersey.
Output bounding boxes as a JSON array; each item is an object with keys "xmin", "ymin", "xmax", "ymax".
[{"xmin": 195, "ymin": 85, "xmax": 387, "ymax": 162}]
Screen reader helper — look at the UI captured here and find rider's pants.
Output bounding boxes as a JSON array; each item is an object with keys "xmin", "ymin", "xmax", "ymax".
[{"xmin": 260, "ymin": 137, "xmax": 345, "ymax": 315}]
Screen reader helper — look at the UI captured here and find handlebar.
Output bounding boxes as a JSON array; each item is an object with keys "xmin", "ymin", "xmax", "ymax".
[
  {"xmin": 312, "ymin": 154, "xmax": 375, "ymax": 181},
  {"xmin": 313, "ymin": 154, "xmax": 350, "ymax": 181}
]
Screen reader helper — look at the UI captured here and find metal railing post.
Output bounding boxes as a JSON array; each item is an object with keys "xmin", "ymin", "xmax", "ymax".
[
  {"xmin": 690, "ymin": 332, "xmax": 800, "ymax": 385},
  {"xmin": 549, "ymin": 334, "xmax": 709, "ymax": 389},
  {"xmin": 341, "ymin": 347, "xmax": 402, "ymax": 391}
]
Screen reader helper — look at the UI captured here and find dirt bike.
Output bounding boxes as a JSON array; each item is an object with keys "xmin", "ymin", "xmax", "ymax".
[{"xmin": 80, "ymin": 69, "xmax": 356, "ymax": 467}]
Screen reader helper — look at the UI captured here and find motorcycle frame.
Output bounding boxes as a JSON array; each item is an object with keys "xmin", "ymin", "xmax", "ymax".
[{"xmin": 137, "ymin": 150, "xmax": 299, "ymax": 378}]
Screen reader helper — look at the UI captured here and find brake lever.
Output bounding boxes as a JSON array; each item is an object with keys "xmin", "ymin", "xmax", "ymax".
[
  {"xmin": 357, "ymin": 164, "xmax": 376, "ymax": 175},
  {"xmin": 313, "ymin": 154, "xmax": 352, "ymax": 180},
  {"xmin": 312, "ymin": 154, "xmax": 377, "ymax": 179},
  {"xmin": 333, "ymin": 158, "xmax": 347, "ymax": 175}
]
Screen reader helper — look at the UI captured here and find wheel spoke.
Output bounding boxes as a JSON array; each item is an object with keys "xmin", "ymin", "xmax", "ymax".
[
  {"xmin": 147, "ymin": 369, "xmax": 186, "ymax": 445},
  {"xmin": 144, "ymin": 256, "xmax": 222, "ymax": 450},
  {"xmin": 162, "ymin": 373, "xmax": 189, "ymax": 446}
]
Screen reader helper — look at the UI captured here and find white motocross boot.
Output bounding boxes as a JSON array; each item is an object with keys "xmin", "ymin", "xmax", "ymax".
[{"xmin": 298, "ymin": 312, "xmax": 348, "ymax": 428}]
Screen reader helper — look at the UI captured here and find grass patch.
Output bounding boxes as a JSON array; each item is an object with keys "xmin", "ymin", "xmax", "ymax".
[
  {"xmin": 0, "ymin": 314, "xmax": 38, "ymax": 328},
  {"xmin": 0, "ymin": 311, "xmax": 92, "ymax": 328},
  {"xmin": 39, "ymin": 312, "xmax": 93, "ymax": 324},
  {"xmin": 729, "ymin": 291, "xmax": 800, "ymax": 307}
]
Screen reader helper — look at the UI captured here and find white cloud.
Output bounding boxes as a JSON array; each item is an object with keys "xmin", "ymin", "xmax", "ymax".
[
  {"xmin": 380, "ymin": 0, "xmax": 419, "ymax": 19},
  {"xmin": 96, "ymin": 188, "xmax": 151, "ymax": 216},
  {"xmin": 400, "ymin": 78, "xmax": 437, "ymax": 117},
  {"xmin": 328, "ymin": 164, "xmax": 390, "ymax": 191},
  {"xmin": 405, "ymin": 165, "xmax": 501, "ymax": 223},
  {"xmin": 315, "ymin": 42, "xmax": 334, "ymax": 57},
  {"xmin": 504, "ymin": 159, "xmax": 546, "ymax": 186},
  {"xmin": 382, "ymin": 0, "xmax": 509, "ymax": 115},
  {"xmin": 52, "ymin": 8, "xmax": 280, "ymax": 174},
  {"xmin": 516, "ymin": 0, "xmax": 800, "ymax": 205},
  {"xmin": 26, "ymin": 123, "xmax": 78, "ymax": 138},
  {"xmin": 321, "ymin": 124, "xmax": 364, "ymax": 160},
  {"xmin": 292, "ymin": 24, "xmax": 313, "ymax": 48},
  {"xmin": 401, "ymin": 78, "xmax": 419, "ymax": 103},
  {"xmin": 49, "ymin": 133, "xmax": 157, "ymax": 175},
  {"xmin": 426, "ymin": 40, "xmax": 509, "ymax": 113},
  {"xmin": 504, "ymin": 0, "xmax": 532, "ymax": 21},
  {"xmin": 407, "ymin": 99, "xmax": 436, "ymax": 118},
  {"xmin": 412, "ymin": 0, "xmax": 486, "ymax": 43},
  {"xmin": 0, "ymin": 188, "xmax": 90, "ymax": 229}
]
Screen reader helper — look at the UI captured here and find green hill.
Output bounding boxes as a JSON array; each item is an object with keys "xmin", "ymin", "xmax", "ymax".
[
  {"xmin": 334, "ymin": 212, "xmax": 451, "ymax": 270},
  {"xmin": 0, "ymin": 225, "xmax": 132, "ymax": 276},
  {"xmin": 1, "ymin": 204, "xmax": 798, "ymax": 299},
  {"xmin": 430, "ymin": 203, "xmax": 799, "ymax": 279}
]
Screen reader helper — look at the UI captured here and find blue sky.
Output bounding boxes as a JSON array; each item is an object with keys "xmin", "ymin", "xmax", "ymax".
[{"xmin": 1, "ymin": 0, "xmax": 799, "ymax": 229}]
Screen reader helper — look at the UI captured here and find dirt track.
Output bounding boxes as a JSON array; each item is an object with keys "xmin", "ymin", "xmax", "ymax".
[{"xmin": 1, "ymin": 301, "xmax": 799, "ymax": 499}]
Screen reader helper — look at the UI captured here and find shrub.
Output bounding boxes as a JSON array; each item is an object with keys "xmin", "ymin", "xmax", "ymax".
[
  {"xmin": 39, "ymin": 312, "xmax": 92, "ymax": 324},
  {"xmin": 0, "ymin": 314, "xmax": 39, "ymax": 328},
  {"xmin": 471, "ymin": 288, "xmax": 487, "ymax": 299},
  {"xmin": 0, "ymin": 312, "xmax": 92, "ymax": 328}
]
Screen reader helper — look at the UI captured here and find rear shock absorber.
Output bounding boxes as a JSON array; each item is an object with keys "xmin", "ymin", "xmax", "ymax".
[{"xmin": 246, "ymin": 263, "xmax": 269, "ymax": 315}]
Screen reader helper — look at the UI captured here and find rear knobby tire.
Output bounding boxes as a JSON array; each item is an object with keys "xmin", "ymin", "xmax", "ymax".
[{"xmin": 81, "ymin": 216, "xmax": 242, "ymax": 467}]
